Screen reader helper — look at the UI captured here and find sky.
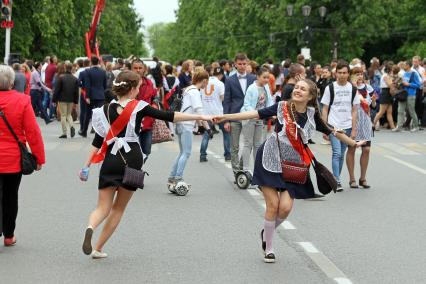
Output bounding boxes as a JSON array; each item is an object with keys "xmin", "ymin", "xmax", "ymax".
[{"xmin": 134, "ymin": 0, "xmax": 179, "ymax": 28}]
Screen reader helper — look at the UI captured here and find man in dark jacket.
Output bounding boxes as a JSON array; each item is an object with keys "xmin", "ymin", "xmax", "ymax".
[
  {"xmin": 53, "ymin": 62, "xmax": 79, "ymax": 138},
  {"xmin": 79, "ymin": 55, "xmax": 107, "ymax": 137},
  {"xmin": 223, "ymin": 53, "xmax": 256, "ymax": 175}
]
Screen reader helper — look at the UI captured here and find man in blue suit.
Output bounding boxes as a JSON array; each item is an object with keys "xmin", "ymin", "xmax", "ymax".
[
  {"xmin": 79, "ymin": 55, "xmax": 107, "ymax": 137},
  {"xmin": 223, "ymin": 53, "xmax": 256, "ymax": 175}
]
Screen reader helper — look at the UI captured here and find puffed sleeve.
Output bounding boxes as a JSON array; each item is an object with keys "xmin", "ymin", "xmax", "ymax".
[{"xmin": 22, "ymin": 96, "xmax": 45, "ymax": 164}]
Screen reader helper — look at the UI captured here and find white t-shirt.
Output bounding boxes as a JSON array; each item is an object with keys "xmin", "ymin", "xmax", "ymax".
[
  {"xmin": 201, "ymin": 77, "xmax": 224, "ymax": 115},
  {"xmin": 179, "ymin": 86, "xmax": 204, "ymax": 131},
  {"xmin": 321, "ymin": 81, "xmax": 360, "ymax": 129},
  {"xmin": 41, "ymin": 62, "xmax": 48, "ymax": 83}
]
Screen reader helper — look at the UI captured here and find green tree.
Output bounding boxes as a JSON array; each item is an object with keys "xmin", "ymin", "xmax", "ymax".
[{"xmin": 0, "ymin": 0, "xmax": 146, "ymax": 62}]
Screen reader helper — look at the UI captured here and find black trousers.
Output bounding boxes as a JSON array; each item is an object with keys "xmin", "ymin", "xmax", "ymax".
[{"xmin": 0, "ymin": 173, "xmax": 22, "ymax": 238}]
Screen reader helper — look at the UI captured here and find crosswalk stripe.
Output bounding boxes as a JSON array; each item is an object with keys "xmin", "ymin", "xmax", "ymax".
[{"xmin": 384, "ymin": 155, "xmax": 426, "ymax": 175}]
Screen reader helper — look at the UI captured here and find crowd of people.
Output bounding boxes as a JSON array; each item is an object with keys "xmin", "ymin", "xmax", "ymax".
[{"xmin": 0, "ymin": 50, "xmax": 425, "ymax": 264}]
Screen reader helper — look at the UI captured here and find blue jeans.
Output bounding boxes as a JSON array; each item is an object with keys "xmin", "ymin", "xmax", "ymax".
[
  {"xmin": 200, "ymin": 122, "xmax": 231, "ymax": 159},
  {"xmin": 169, "ymin": 125, "xmax": 193, "ymax": 179},
  {"xmin": 30, "ymin": 89, "xmax": 50, "ymax": 123},
  {"xmin": 329, "ymin": 128, "xmax": 352, "ymax": 182},
  {"xmin": 139, "ymin": 130, "xmax": 153, "ymax": 162}
]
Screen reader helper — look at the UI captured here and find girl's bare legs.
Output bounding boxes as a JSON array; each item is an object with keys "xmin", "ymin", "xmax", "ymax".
[
  {"xmin": 373, "ymin": 104, "xmax": 388, "ymax": 128},
  {"xmin": 386, "ymin": 105, "xmax": 396, "ymax": 129},
  {"xmin": 346, "ymin": 146, "xmax": 356, "ymax": 183},
  {"xmin": 277, "ymin": 191, "xmax": 294, "ymax": 220},
  {"xmin": 94, "ymin": 187, "xmax": 134, "ymax": 252},
  {"xmin": 359, "ymin": 146, "xmax": 370, "ymax": 182},
  {"xmin": 88, "ymin": 187, "xmax": 116, "ymax": 230}
]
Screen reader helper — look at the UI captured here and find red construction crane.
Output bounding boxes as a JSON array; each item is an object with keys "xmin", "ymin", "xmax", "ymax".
[{"xmin": 85, "ymin": 0, "xmax": 106, "ymax": 59}]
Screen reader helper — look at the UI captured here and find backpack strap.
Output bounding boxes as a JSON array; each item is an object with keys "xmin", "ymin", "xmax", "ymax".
[
  {"xmin": 351, "ymin": 85, "xmax": 357, "ymax": 105},
  {"xmin": 181, "ymin": 86, "xmax": 198, "ymax": 113},
  {"xmin": 328, "ymin": 82, "xmax": 335, "ymax": 107}
]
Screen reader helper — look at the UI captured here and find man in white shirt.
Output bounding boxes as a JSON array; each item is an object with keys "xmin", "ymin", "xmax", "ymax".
[
  {"xmin": 200, "ymin": 67, "xmax": 230, "ymax": 162},
  {"xmin": 321, "ymin": 61, "xmax": 360, "ymax": 192}
]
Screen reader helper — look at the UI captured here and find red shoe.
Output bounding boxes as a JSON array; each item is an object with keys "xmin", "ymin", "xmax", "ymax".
[{"xmin": 4, "ymin": 236, "xmax": 16, "ymax": 246}]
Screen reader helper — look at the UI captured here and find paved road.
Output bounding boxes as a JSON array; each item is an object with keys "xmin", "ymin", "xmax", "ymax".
[{"xmin": 1, "ymin": 119, "xmax": 426, "ymax": 284}]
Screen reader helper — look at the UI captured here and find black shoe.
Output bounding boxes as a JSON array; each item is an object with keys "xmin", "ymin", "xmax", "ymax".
[
  {"xmin": 264, "ymin": 252, "xmax": 276, "ymax": 263},
  {"xmin": 311, "ymin": 193, "xmax": 324, "ymax": 198},
  {"xmin": 336, "ymin": 182, "xmax": 343, "ymax": 192},
  {"xmin": 260, "ymin": 229, "xmax": 266, "ymax": 252},
  {"xmin": 90, "ymin": 128, "xmax": 95, "ymax": 134},
  {"xmin": 308, "ymin": 139, "xmax": 316, "ymax": 144},
  {"xmin": 45, "ymin": 119, "xmax": 52, "ymax": 125},
  {"xmin": 82, "ymin": 227, "xmax": 93, "ymax": 255},
  {"xmin": 59, "ymin": 134, "xmax": 67, "ymax": 139},
  {"xmin": 225, "ymin": 156, "xmax": 231, "ymax": 162},
  {"xmin": 70, "ymin": 127, "xmax": 75, "ymax": 138},
  {"xmin": 200, "ymin": 157, "xmax": 208, "ymax": 162},
  {"xmin": 78, "ymin": 130, "xmax": 87, "ymax": 138}
]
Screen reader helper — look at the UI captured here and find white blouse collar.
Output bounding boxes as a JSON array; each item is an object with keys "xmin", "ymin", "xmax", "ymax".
[{"xmin": 110, "ymin": 98, "xmax": 133, "ymax": 108}]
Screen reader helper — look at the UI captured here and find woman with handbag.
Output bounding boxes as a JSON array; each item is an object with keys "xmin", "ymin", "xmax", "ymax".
[
  {"xmin": 0, "ymin": 65, "xmax": 45, "ymax": 247},
  {"xmin": 214, "ymin": 79, "xmax": 363, "ymax": 263},
  {"xmin": 79, "ymin": 70, "xmax": 211, "ymax": 259}
]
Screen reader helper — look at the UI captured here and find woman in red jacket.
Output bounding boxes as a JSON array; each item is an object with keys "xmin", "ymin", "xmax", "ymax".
[{"xmin": 0, "ymin": 65, "xmax": 45, "ymax": 247}]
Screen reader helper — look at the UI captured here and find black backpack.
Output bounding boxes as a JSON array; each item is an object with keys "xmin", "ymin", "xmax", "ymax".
[
  {"xmin": 328, "ymin": 82, "xmax": 357, "ymax": 107},
  {"xmin": 169, "ymin": 86, "xmax": 196, "ymax": 112}
]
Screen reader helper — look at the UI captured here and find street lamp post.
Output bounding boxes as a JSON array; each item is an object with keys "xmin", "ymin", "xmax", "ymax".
[{"xmin": 286, "ymin": 5, "xmax": 327, "ymax": 60}]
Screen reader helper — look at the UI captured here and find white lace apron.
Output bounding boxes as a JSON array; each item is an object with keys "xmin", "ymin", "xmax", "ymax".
[
  {"xmin": 262, "ymin": 102, "xmax": 316, "ymax": 173},
  {"xmin": 91, "ymin": 99, "xmax": 148, "ymax": 156}
]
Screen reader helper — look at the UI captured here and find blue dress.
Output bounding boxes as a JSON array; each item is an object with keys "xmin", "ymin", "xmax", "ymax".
[{"xmin": 252, "ymin": 103, "xmax": 332, "ymax": 199}]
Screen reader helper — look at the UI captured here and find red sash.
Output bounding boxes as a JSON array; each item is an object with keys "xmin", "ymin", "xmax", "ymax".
[
  {"xmin": 282, "ymin": 102, "xmax": 312, "ymax": 166},
  {"xmin": 163, "ymin": 86, "xmax": 177, "ymax": 110},
  {"xmin": 91, "ymin": 100, "xmax": 139, "ymax": 164}
]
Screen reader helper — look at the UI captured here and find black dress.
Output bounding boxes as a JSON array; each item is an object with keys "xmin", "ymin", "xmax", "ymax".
[
  {"xmin": 252, "ymin": 103, "xmax": 332, "ymax": 199},
  {"xmin": 92, "ymin": 103, "xmax": 174, "ymax": 191}
]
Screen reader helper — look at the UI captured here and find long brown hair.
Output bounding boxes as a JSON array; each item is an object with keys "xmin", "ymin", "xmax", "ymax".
[
  {"xmin": 112, "ymin": 70, "xmax": 141, "ymax": 97},
  {"xmin": 287, "ymin": 79, "xmax": 320, "ymax": 121}
]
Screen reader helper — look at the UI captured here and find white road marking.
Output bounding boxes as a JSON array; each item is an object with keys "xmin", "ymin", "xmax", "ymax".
[
  {"xmin": 298, "ymin": 242, "xmax": 352, "ymax": 282},
  {"xmin": 384, "ymin": 155, "xmax": 426, "ymax": 175},
  {"xmin": 247, "ymin": 189, "xmax": 260, "ymax": 196},
  {"xmin": 334, "ymin": 278, "xmax": 353, "ymax": 284},
  {"xmin": 281, "ymin": 221, "xmax": 296, "ymax": 230},
  {"xmin": 298, "ymin": 242, "xmax": 319, "ymax": 253},
  {"xmin": 378, "ymin": 142, "xmax": 420, "ymax": 155}
]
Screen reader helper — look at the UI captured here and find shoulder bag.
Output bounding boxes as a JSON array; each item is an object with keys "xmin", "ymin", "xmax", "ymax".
[{"xmin": 0, "ymin": 108, "xmax": 37, "ymax": 175}]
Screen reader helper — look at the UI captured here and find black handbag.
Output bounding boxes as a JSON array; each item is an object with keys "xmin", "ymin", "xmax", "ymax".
[
  {"xmin": 303, "ymin": 143, "xmax": 337, "ymax": 195},
  {"xmin": 107, "ymin": 104, "xmax": 147, "ymax": 189},
  {"xmin": 0, "ymin": 109, "xmax": 37, "ymax": 175}
]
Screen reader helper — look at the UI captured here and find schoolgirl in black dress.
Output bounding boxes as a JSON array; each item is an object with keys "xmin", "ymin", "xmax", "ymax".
[
  {"xmin": 79, "ymin": 71, "xmax": 211, "ymax": 259},
  {"xmin": 215, "ymin": 79, "xmax": 363, "ymax": 263}
]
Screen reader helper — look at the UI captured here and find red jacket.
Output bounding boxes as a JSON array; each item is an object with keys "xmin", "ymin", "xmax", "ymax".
[
  {"xmin": 0, "ymin": 90, "xmax": 45, "ymax": 173},
  {"xmin": 137, "ymin": 78, "xmax": 157, "ymax": 130}
]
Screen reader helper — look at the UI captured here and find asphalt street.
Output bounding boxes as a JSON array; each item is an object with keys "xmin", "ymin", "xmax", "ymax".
[{"xmin": 1, "ymin": 119, "xmax": 426, "ymax": 284}]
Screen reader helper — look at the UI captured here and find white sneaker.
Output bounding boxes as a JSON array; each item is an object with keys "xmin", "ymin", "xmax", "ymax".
[
  {"xmin": 91, "ymin": 250, "xmax": 108, "ymax": 259},
  {"xmin": 410, "ymin": 127, "xmax": 419, "ymax": 132},
  {"xmin": 391, "ymin": 126, "xmax": 400, "ymax": 132}
]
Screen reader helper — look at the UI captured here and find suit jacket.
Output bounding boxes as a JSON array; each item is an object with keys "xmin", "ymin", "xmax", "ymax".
[
  {"xmin": 84, "ymin": 66, "xmax": 107, "ymax": 101},
  {"xmin": 223, "ymin": 73, "xmax": 256, "ymax": 115}
]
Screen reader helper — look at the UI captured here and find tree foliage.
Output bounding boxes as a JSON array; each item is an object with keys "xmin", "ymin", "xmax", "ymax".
[
  {"xmin": 148, "ymin": 0, "xmax": 426, "ymax": 64},
  {"xmin": 0, "ymin": 0, "xmax": 147, "ymax": 61}
]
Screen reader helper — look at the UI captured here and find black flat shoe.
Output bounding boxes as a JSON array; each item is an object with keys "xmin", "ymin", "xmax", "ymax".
[
  {"xmin": 70, "ymin": 127, "xmax": 75, "ymax": 138},
  {"xmin": 264, "ymin": 252, "xmax": 276, "ymax": 263},
  {"xmin": 59, "ymin": 134, "xmax": 67, "ymax": 139},
  {"xmin": 359, "ymin": 179, "xmax": 371, "ymax": 189},
  {"xmin": 260, "ymin": 229, "xmax": 266, "ymax": 252},
  {"xmin": 82, "ymin": 227, "xmax": 93, "ymax": 255},
  {"xmin": 78, "ymin": 130, "xmax": 87, "ymax": 138}
]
